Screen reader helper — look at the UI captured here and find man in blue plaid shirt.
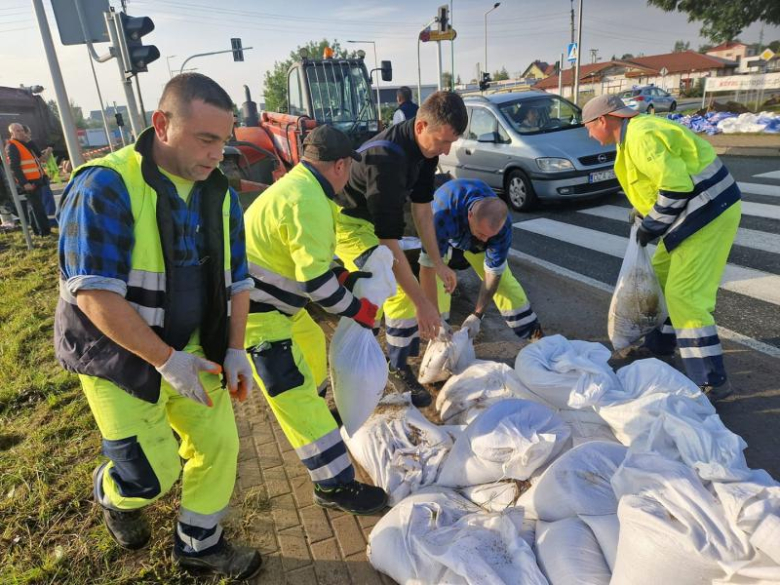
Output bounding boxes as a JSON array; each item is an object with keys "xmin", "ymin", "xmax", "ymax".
[
  {"xmin": 418, "ymin": 178, "xmax": 543, "ymax": 341},
  {"xmin": 54, "ymin": 74, "xmax": 261, "ymax": 579}
]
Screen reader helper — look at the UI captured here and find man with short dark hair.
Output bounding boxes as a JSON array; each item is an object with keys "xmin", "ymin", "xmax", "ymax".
[
  {"xmin": 54, "ymin": 73, "xmax": 262, "ymax": 578},
  {"xmin": 392, "ymin": 86, "xmax": 418, "ymax": 125},
  {"xmin": 243, "ymin": 125, "xmax": 388, "ymax": 515},
  {"xmin": 334, "ymin": 91, "xmax": 468, "ymax": 405},
  {"xmin": 583, "ymin": 93, "xmax": 741, "ymax": 402},
  {"xmin": 419, "ymin": 178, "xmax": 543, "ymax": 341}
]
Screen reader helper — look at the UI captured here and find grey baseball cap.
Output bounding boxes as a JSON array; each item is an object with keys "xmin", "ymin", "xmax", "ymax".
[
  {"xmin": 581, "ymin": 94, "xmax": 639, "ymax": 124},
  {"xmin": 302, "ymin": 125, "xmax": 361, "ymax": 162}
]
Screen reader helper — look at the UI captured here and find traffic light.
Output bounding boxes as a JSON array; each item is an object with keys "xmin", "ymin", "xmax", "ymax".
[
  {"xmin": 115, "ymin": 112, "xmax": 125, "ymax": 127},
  {"xmin": 118, "ymin": 13, "xmax": 159, "ymax": 75},
  {"xmin": 437, "ymin": 5, "xmax": 449, "ymax": 32},
  {"xmin": 479, "ymin": 72, "xmax": 492, "ymax": 91},
  {"xmin": 231, "ymin": 38, "xmax": 244, "ymax": 62}
]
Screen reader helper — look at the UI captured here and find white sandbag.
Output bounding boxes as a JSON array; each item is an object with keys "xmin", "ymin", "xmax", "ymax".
[
  {"xmin": 711, "ymin": 471, "xmax": 780, "ymax": 536},
  {"xmin": 459, "ymin": 481, "xmax": 526, "ymax": 512},
  {"xmin": 330, "ymin": 246, "xmax": 396, "ymax": 435},
  {"xmin": 418, "ymin": 327, "xmax": 475, "ymax": 384},
  {"xmin": 610, "ymin": 452, "xmax": 752, "ymax": 585},
  {"xmin": 594, "ymin": 359, "xmax": 715, "ymax": 445},
  {"xmin": 517, "ymin": 441, "xmax": 627, "ymax": 522},
  {"xmin": 343, "ymin": 393, "xmax": 454, "ymax": 505},
  {"xmin": 535, "ymin": 517, "xmax": 611, "ymax": 585},
  {"xmin": 557, "ymin": 409, "xmax": 619, "ymax": 446},
  {"xmin": 608, "ymin": 224, "xmax": 668, "ymax": 350},
  {"xmin": 368, "ymin": 488, "xmax": 549, "ymax": 585},
  {"xmin": 579, "ymin": 514, "xmax": 619, "ymax": 572},
  {"xmin": 436, "ymin": 360, "xmax": 535, "ymax": 425},
  {"xmin": 437, "ymin": 399, "xmax": 571, "ymax": 488},
  {"xmin": 514, "ymin": 335, "xmax": 621, "ymax": 410},
  {"xmin": 634, "ymin": 407, "xmax": 752, "ymax": 482}
]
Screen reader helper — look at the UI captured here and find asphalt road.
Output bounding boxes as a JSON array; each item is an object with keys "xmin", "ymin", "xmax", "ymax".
[{"xmin": 486, "ymin": 154, "xmax": 780, "ymax": 476}]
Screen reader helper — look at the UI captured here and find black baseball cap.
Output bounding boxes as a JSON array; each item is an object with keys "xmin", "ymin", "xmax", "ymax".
[{"xmin": 302, "ymin": 125, "xmax": 361, "ymax": 162}]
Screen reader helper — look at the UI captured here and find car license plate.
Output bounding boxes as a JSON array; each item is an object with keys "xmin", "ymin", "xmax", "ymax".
[{"xmin": 589, "ymin": 169, "xmax": 616, "ymax": 183}]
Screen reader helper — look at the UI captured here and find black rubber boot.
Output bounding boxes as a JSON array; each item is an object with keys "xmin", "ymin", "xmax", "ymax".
[
  {"xmin": 389, "ymin": 365, "xmax": 432, "ymax": 407},
  {"xmin": 313, "ymin": 480, "xmax": 388, "ymax": 515},
  {"xmin": 93, "ymin": 464, "xmax": 151, "ymax": 550},
  {"xmin": 701, "ymin": 380, "xmax": 734, "ymax": 403},
  {"xmin": 173, "ymin": 536, "xmax": 263, "ymax": 580}
]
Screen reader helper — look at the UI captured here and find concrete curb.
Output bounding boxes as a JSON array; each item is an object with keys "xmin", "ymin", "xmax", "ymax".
[{"xmin": 712, "ymin": 146, "xmax": 780, "ymax": 157}]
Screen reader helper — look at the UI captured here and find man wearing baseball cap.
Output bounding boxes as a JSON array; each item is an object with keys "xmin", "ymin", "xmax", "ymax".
[
  {"xmin": 243, "ymin": 124, "xmax": 388, "ymax": 514},
  {"xmin": 583, "ymin": 93, "xmax": 741, "ymax": 402}
]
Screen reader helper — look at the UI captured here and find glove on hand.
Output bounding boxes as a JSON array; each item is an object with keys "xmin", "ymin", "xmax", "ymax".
[
  {"xmin": 353, "ymin": 297, "xmax": 379, "ymax": 329},
  {"xmin": 462, "ymin": 313, "xmax": 482, "ymax": 339},
  {"xmin": 636, "ymin": 225, "xmax": 655, "ymax": 247},
  {"xmin": 333, "ymin": 266, "xmax": 373, "ymax": 292},
  {"xmin": 156, "ymin": 350, "xmax": 222, "ymax": 406},
  {"xmin": 223, "ymin": 347, "xmax": 253, "ymax": 402}
]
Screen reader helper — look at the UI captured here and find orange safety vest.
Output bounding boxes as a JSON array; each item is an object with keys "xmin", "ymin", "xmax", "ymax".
[{"xmin": 8, "ymin": 139, "xmax": 43, "ymax": 182}]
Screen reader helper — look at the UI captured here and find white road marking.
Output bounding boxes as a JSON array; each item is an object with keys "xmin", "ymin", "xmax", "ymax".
[
  {"xmin": 739, "ymin": 182, "xmax": 780, "ymax": 197},
  {"xmin": 513, "ymin": 218, "xmax": 780, "ymax": 305},
  {"xmin": 753, "ymin": 171, "xmax": 780, "ymax": 180},
  {"xmin": 507, "ymin": 248, "xmax": 780, "ymax": 360},
  {"xmin": 578, "ymin": 205, "xmax": 780, "ymax": 254}
]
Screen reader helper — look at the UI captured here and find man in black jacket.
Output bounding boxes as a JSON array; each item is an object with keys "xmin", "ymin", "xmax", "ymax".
[{"xmin": 334, "ymin": 91, "xmax": 468, "ymax": 406}]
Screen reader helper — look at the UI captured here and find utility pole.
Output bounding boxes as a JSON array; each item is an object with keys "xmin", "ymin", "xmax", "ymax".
[
  {"xmin": 573, "ymin": 0, "xmax": 584, "ymax": 105},
  {"xmin": 31, "ymin": 0, "xmax": 84, "ymax": 167},
  {"xmin": 590, "ymin": 48, "xmax": 599, "ymax": 64}
]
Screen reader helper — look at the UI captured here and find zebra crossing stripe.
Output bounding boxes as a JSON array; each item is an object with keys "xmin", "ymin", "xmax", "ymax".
[
  {"xmin": 753, "ymin": 171, "xmax": 780, "ymax": 180},
  {"xmin": 738, "ymin": 182, "xmax": 780, "ymax": 197},
  {"xmin": 578, "ymin": 205, "xmax": 780, "ymax": 254},
  {"xmin": 513, "ymin": 218, "xmax": 780, "ymax": 306},
  {"xmin": 506, "ymin": 248, "xmax": 780, "ymax": 360}
]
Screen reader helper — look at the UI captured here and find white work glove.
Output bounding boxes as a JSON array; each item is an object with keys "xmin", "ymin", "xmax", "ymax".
[
  {"xmin": 223, "ymin": 348, "xmax": 253, "ymax": 402},
  {"xmin": 156, "ymin": 349, "xmax": 222, "ymax": 407},
  {"xmin": 462, "ymin": 313, "xmax": 482, "ymax": 339}
]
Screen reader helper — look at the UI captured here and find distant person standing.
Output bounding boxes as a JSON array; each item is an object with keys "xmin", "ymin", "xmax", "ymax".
[
  {"xmin": 22, "ymin": 124, "xmax": 57, "ymax": 224},
  {"xmin": 5, "ymin": 123, "xmax": 50, "ymax": 236},
  {"xmin": 392, "ymin": 86, "xmax": 419, "ymax": 125}
]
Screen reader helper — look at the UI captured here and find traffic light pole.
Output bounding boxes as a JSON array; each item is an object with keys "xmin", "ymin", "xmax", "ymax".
[
  {"xmin": 572, "ymin": 0, "xmax": 583, "ymax": 105},
  {"xmin": 105, "ymin": 9, "xmax": 143, "ymax": 137},
  {"xmin": 30, "ymin": 0, "xmax": 84, "ymax": 168},
  {"xmin": 179, "ymin": 48, "xmax": 253, "ymax": 75}
]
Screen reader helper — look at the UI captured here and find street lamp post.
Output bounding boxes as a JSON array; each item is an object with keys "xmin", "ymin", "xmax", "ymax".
[
  {"xmin": 484, "ymin": 2, "xmax": 500, "ymax": 77},
  {"xmin": 166, "ymin": 55, "xmax": 176, "ymax": 79},
  {"xmin": 348, "ymin": 40, "xmax": 381, "ymax": 114}
]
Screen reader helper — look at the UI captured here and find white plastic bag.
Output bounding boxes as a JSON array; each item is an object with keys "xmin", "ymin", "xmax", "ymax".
[
  {"xmin": 368, "ymin": 488, "xmax": 549, "ymax": 585},
  {"xmin": 437, "ymin": 399, "xmax": 571, "ymax": 488},
  {"xmin": 535, "ymin": 517, "xmax": 612, "ymax": 585},
  {"xmin": 459, "ymin": 481, "xmax": 526, "ymax": 513},
  {"xmin": 342, "ymin": 393, "xmax": 454, "ymax": 505},
  {"xmin": 608, "ymin": 224, "xmax": 668, "ymax": 351},
  {"xmin": 418, "ymin": 327, "xmax": 475, "ymax": 384},
  {"xmin": 436, "ymin": 361, "xmax": 534, "ymax": 425},
  {"xmin": 579, "ymin": 514, "xmax": 620, "ymax": 572},
  {"xmin": 329, "ymin": 246, "xmax": 396, "ymax": 435},
  {"xmin": 517, "ymin": 441, "xmax": 627, "ymax": 522}
]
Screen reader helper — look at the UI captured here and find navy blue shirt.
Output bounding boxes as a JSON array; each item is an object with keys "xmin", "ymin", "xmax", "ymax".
[
  {"xmin": 58, "ymin": 165, "xmax": 252, "ymax": 297},
  {"xmin": 423, "ymin": 179, "xmax": 512, "ymax": 274}
]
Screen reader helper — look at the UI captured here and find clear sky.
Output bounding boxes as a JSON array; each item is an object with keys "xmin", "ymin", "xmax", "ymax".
[{"xmin": 1, "ymin": 0, "xmax": 778, "ymax": 114}]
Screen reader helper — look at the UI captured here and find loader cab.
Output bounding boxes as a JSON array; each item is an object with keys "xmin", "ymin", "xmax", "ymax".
[{"xmin": 287, "ymin": 53, "xmax": 390, "ymax": 147}]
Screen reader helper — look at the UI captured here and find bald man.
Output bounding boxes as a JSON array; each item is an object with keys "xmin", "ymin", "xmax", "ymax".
[
  {"xmin": 6, "ymin": 123, "xmax": 50, "ymax": 236},
  {"xmin": 418, "ymin": 178, "xmax": 543, "ymax": 341}
]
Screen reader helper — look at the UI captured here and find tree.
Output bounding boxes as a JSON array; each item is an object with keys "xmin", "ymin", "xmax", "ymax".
[
  {"xmin": 47, "ymin": 99, "xmax": 59, "ymax": 121},
  {"xmin": 441, "ymin": 71, "xmax": 453, "ymax": 89},
  {"xmin": 673, "ymin": 40, "xmax": 691, "ymax": 52},
  {"xmin": 698, "ymin": 43, "xmax": 714, "ymax": 53},
  {"xmin": 769, "ymin": 40, "xmax": 780, "ymax": 53},
  {"xmin": 262, "ymin": 39, "xmax": 356, "ymax": 113},
  {"xmin": 620, "ymin": 53, "xmax": 635, "ymax": 60},
  {"xmin": 648, "ymin": 0, "xmax": 780, "ymax": 43},
  {"xmin": 456, "ymin": 74, "xmax": 462, "ymax": 85},
  {"xmin": 492, "ymin": 67, "xmax": 510, "ymax": 81}
]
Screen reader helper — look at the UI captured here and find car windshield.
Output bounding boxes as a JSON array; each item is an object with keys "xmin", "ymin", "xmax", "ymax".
[
  {"xmin": 621, "ymin": 89, "xmax": 643, "ymax": 98},
  {"xmin": 498, "ymin": 95, "xmax": 582, "ymax": 135},
  {"xmin": 305, "ymin": 61, "xmax": 376, "ymax": 129}
]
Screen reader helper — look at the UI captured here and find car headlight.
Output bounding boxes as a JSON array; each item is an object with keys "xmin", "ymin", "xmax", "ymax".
[{"xmin": 536, "ymin": 157, "xmax": 574, "ymax": 172}]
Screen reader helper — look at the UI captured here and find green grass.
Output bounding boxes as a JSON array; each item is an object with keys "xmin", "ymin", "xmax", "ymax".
[{"xmin": 0, "ymin": 232, "xmax": 268, "ymax": 584}]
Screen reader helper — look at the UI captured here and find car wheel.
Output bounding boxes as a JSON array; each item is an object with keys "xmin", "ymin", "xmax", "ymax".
[
  {"xmin": 670, "ymin": 101, "xmax": 677, "ymax": 112},
  {"xmin": 504, "ymin": 169, "xmax": 537, "ymax": 212},
  {"xmin": 647, "ymin": 104, "xmax": 655, "ymax": 115}
]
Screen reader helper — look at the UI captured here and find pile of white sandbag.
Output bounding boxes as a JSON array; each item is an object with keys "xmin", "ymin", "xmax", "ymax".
[{"xmin": 352, "ymin": 334, "xmax": 780, "ymax": 585}]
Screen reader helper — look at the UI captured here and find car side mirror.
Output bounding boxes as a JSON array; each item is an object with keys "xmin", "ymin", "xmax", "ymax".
[
  {"xmin": 477, "ymin": 132, "xmax": 497, "ymax": 143},
  {"xmin": 381, "ymin": 60, "xmax": 393, "ymax": 82}
]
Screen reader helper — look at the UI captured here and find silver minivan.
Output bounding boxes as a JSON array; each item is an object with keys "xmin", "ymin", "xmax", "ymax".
[{"xmin": 439, "ymin": 92, "xmax": 619, "ymax": 211}]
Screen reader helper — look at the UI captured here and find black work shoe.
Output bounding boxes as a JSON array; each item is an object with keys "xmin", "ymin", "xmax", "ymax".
[
  {"xmin": 701, "ymin": 380, "xmax": 734, "ymax": 403},
  {"xmin": 92, "ymin": 464, "xmax": 151, "ymax": 550},
  {"xmin": 612, "ymin": 345, "xmax": 675, "ymax": 362},
  {"xmin": 389, "ymin": 365, "xmax": 432, "ymax": 407},
  {"xmin": 313, "ymin": 481, "xmax": 388, "ymax": 515},
  {"xmin": 529, "ymin": 323, "xmax": 545, "ymax": 342},
  {"xmin": 173, "ymin": 537, "xmax": 263, "ymax": 580}
]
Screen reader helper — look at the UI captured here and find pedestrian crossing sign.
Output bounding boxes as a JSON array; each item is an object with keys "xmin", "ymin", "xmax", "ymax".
[{"xmin": 567, "ymin": 42, "xmax": 578, "ymax": 62}]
